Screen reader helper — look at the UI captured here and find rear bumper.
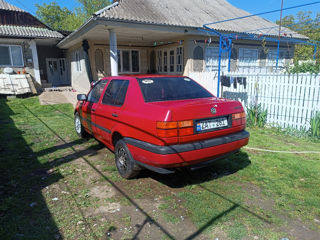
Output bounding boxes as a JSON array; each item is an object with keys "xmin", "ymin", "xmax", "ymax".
[{"xmin": 125, "ymin": 130, "xmax": 249, "ymax": 169}]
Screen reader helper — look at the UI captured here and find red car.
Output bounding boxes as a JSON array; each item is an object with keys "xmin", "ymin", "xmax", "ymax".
[{"xmin": 74, "ymin": 75, "xmax": 249, "ymax": 178}]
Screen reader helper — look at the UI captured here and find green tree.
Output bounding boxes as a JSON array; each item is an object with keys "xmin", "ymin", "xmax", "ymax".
[
  {"xmin": 278, "ymin": 11, "xmax": 320, "ymax": 63},
  {"xmin": 36, "ymin": 2, "xmax": 85, "ymax": 31},
  {"xmin": 77, "ymin": 0, "xmax": 111, "ymax": 17},
  {"xmin": 36, "ymin": 0, "xmax": 111, "ymax": 31}
]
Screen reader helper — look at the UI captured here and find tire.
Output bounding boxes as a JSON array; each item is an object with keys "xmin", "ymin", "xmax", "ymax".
[
  {"xmin": 114, "ymin": 139, "xmax": 140, "ymax": 179},
  {"xmin": 74, "ymin": 112, "xmax": 89, "ymax": 138}
]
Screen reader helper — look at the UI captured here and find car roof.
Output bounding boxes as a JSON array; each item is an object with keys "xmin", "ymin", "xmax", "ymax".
[{"xmin": 100, "ymin": 74, "xmax": 185, "ymax": 81}]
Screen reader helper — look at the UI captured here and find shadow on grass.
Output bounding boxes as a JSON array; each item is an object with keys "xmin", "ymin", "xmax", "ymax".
[
  {"xmin": 21, "ymin": 103, "xmax": 176, "ymax": 240},
  {"xmin": 140, "ymin": 151, "xmax": 251, "ymax": 188},
  {"xmin": 15, "ymin": 101, "xmax": 267, "ymax": 240},
  {"xmin": 0, "ymin": 99, "xmax": 63, "ymax": 240}
]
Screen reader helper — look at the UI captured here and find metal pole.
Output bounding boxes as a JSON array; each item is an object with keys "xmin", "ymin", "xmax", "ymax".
[
  {"xmin": 228, "ymin": 38, "xmax": 232, "ymax": 72},
  {"xmin": 276, "ymin": 40, "xmax": 280, "ymax": 69},
  {"xmin": 217, "ymin": 36, "xmax": 222, "ymax": 97},
  {"xmin": 277, "ymin": 0, "xmax": 284, "ymax": 70}
]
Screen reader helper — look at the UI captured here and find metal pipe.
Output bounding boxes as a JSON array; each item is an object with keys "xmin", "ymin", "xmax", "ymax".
[
  {"xmin": 217, "ymin": 36, "xmax": 222, "ymax": 97},
  {"xmin": 276, "ymin": 40, "xmax": 280, "ymax": 69},
  {"xmin": 228, "ymin": 38, "xmax": 232, "ymax": 72}
]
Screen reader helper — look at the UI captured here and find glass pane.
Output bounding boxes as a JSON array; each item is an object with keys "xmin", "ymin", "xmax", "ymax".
[
  {"xmin": 131, "ymin": 50, "xmax": 139, "ymax": 72},
  {"xmin": 117, "ymin": 50, "xmax": 121, "ymax": 72},
  {"xmin": 87, "ymin": 80, "xmax": 108, "ymax": 103},
  {"xmin": 170, "ymin": 50, "xmax": 174, "ymax": 72},
  {"xmin": 122, "ymin": 51, "xmax": 130, "ymax": 72},
  {"xmin": 138, "ymin": 77, "xmax": 213, "ymax": 102},
  {"xmin": 0, "ymin": 46, "xmax": 11, "ymax": 65},
  {"xmin": 102, "ymin": 80, "xmax": 129, "ymax": 106},
  {"xmin": 11, "ymin": 46, "xmax": 23, "ymax": 66}
]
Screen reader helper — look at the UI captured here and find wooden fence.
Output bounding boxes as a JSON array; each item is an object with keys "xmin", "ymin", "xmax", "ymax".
[{"xmin": 189, "ymin": 71, "xmax": 320, "ymax": 130}]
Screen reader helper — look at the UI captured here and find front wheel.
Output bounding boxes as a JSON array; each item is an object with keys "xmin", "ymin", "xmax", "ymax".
[
  {"xmin": 74, "ymin": 112, "xmax": 89, "ymax": 138},
  {"xmin": 115, "ymin": 140, "xmax": 140, "ymax": 179}
]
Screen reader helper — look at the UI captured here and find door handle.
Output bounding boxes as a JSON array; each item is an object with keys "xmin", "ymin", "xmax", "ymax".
[
  {"xmin": 112, "ymin": 113, "xmax": 118, "ymax": 117},
  {"xmin": 91, "ymin": 109, "xmax": 96, "ymax": 112}
]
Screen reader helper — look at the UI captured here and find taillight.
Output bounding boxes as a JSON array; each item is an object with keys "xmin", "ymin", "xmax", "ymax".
[
  {"xmin": 157, "ymin": 129, "xmax": 178, "ymax": 138},
  {"xmin": 232, "ymin": 112, "xmax": 246, "ymax": 127},
  {"xmin": 157, "ymin": 120, "xmax": 194, "ymax": 138},
  {"xmin": 178, "ymin": 120, "xmax": 194, "ymax": 136}
]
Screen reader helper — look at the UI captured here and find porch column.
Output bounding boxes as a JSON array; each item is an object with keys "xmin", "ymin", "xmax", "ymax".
[
  {"xmin": 29, "ymin": 40, "xmax": 41, "ymax": 85},
  {"xmin": 109, "ymin": 30, "xmax": 118, "ymax": 76}
]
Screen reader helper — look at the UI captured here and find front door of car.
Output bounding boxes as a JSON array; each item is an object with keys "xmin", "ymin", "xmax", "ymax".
[
  {"xmin": 80, "ymin": 80, "xmax": 108, "ymax": 135},
  {"xmin": 95, "ymin": 79, "xmax": 130, "ymax": 146}
]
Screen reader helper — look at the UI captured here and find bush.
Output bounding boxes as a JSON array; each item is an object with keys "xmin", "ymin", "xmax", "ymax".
[
  {"xmin": 246, "ymin": 104, "xmax": 268, "ymax": 128},
  {"xmin": 310, "ymin": 112, "xmax": 320, "ymax": 139},
  {"xmin": 288, "ymin": 62, "xmax": 320, "ymax": 74}
]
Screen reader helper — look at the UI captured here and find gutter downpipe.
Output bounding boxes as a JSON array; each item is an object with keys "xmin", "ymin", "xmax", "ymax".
[{"xmin": 82, "ymin": 40, "xmax": 94, "ymax": 83}]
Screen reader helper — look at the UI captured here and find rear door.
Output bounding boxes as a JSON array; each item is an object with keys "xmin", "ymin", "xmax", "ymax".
[
  {"xmin": 80, "ymin": 80, "xmax": 108, "ymax": 135},
  {"xmin": 95, "ymin": 79, "xmax": 130, "ymax": 145}
]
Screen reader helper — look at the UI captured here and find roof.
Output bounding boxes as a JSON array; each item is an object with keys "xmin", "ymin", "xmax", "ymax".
[
  {"xmin": 0, "ymin": 25, "xmax": 64, "ymax": 39},
  {"xmin": 96, "ymin": 0, "xmax": 305, "ymax": 39},
  {"xmin": 0, "ymin": 0, "xmax": 64, "ymax": 39},
  {"xmin": 0, "ymin": 0, "xmax": 25, "ymax": 12}
]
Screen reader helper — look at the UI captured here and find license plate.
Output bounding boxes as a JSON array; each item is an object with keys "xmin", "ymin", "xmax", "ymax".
[{"xmin": 196, "ymin": 117, "xmax": 228, "ymax": 132}]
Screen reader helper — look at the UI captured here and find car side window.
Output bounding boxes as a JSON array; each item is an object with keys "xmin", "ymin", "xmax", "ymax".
[
  {"xmin": 87, "ymin": 80, "xmax": 108, "ymax": 103},
  {"xmin": 102, "ymin": 80, "xmax": 129, "ymax": 106}
]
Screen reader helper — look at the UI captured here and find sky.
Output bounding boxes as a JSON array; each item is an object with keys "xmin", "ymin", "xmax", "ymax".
[{"xmin": 5, "ymin": 0, "xmax": 320, "ymax": 22}]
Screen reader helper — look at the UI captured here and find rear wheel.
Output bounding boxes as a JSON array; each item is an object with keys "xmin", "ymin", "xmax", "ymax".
[
  {"xmin": 74, "ymin": 112, "xmax": 89, "ymax": 138},
  {"xmin": 115, "ymin": 140, "xmax": 140, "ymax": 179}
]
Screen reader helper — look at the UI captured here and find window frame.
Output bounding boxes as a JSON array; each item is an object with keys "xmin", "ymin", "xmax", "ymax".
[
  {"xmin": 86, "ymin": 80, "xmax": 108, "ymax": 103},
  {"xmin": 101, "ymin": 79, "xmax": 130, "ymax": 107},
  {"xmin": 0, "ymin": 44, "xmax": 24, "ymax": 67},
  {"xmin": 157, "ymin": 46, "xmax": 184, "ymax": 74},
  {"xmin": 116, "ymin": 49, "xmax": 141, "ymax": 74},
  {"xmin": 238, "ymin": 48, "xmax": 259, "ymax": 67},
  {"xmin": 205, "ymin": 46, "xmax": 228, "ymax": 72},
  {"xmin": 266, "ymin": 49, "xmax": 287, "ymax": 68},
  {"xmin": 75, "ymin": 50, "xmax": 82, "ymax": 72}
]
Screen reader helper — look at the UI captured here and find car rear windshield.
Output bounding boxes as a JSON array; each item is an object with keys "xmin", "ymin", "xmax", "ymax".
[{"xmin": 137, "ymin": 77, "xmax": 213, "ymax": 102}]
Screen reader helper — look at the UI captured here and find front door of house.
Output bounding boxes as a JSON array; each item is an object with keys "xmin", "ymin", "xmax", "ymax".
[{"xmin": 46, "ymin": 58, "xmax": 68, "ymax": 86}]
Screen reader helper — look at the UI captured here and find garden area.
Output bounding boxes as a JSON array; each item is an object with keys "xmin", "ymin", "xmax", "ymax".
[{"xmin": 0, "ymin": 97, "xmax": 319, "ymax": 240}]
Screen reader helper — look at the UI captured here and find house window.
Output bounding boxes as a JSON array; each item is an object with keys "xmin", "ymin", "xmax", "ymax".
[
  {"xmin": 238, "ymin": 48, "xmax": 259, "ymax": 67},
  {"xmin": 157, "ymin": 50, "xmax": 163, "ymax": 72},
  {"xmin": 0, "ymin": 45, "xmax": 23, "ymax": 67},
  {"xmin": 163, "ymin": 51, "xmax": 168, "ymax": 72},
  {"xmin": 176, "ymin": 47, "xmax": 183, "ymax": 72},
  {"xmin": 169, "ymin": 50, "xmax": 174, "ymax": 72},
  {"xmin": 205, "ymin": 47, "xmax": 228, "ymax": 71},
  {"xmin": 117, "ymin": 49, "xmax": 140, "ymax": 73},
  {"xmin": 132, "ymin": 50, "xmax": 139, "ymax": 72},
  {"xmin": 75, "ymin": 50, "xmax": 81, "ymax": 72},
  {"xmin": 267, "ymin": 50, "xmax": 286, "ymax": 68}
]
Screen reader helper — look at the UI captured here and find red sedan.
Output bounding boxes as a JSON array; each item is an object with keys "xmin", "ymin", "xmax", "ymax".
[{"xmin": 74, "ymin": 75, "xmax": 249, "ymax": 178}]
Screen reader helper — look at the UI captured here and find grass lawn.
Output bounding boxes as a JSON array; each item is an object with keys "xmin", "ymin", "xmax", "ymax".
[{"xmin": 0, "ymin": 96, "xmax": 319, "ymax": 240}]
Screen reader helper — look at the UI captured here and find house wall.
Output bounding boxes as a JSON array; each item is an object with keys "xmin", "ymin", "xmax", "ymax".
[
  {"xmin": 67, "ymin": 43, "xmax": 90, "ymax": 93},
  {"xmin": 37, "ymin": 45, "xmax": 66, "ymax": 82},
  {"xmin": 65, "ymin": 35, "xmax": 296, "ymax": 93},
  {"xmin": 183, "ymin": 36, "xmax": 295, "ymax": 74},
  {"xmin": 0, "ymin": 39, "xmax": 35, "ymax": 78},
  {"xmin": 88, "ymin": 40, "xmax": 152, "ymax": 81}
]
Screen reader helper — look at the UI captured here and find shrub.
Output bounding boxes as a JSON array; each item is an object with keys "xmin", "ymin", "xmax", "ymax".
[
  {"xmin": 288, "ymin": 62, "xmax": 320, "ymax": 74},
  {"xmin": 310, "ymin": 112, "xmax": 320, "ymax": 139},
  {"xmin": 246, "ymin": 104, "xmax": 268, "ymax": 128}
]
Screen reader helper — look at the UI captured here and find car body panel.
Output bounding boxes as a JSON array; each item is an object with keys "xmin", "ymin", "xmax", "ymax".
[{"xmin": 75, "ymin": 75, "xmax": 249, "ymax": 170}]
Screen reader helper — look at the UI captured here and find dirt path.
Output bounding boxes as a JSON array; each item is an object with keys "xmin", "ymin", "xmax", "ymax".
[{"xmin": 39, "ymin": 91, "xmax": 79, "ymax": 107}]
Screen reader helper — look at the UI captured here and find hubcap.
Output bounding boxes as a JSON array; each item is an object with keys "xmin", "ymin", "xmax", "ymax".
[
  {"xmin": 117, "ymin": 147, "xmax": 127, "ymax": 171},
  {"xmin": 75, "ymin": 116, "xmax": 81, "ymax": 133}
]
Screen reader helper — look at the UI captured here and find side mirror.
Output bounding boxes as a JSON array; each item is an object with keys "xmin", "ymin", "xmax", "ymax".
[{"xmin": 77, "ymin": 94, "xmax": 87, "ymax": 101}]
